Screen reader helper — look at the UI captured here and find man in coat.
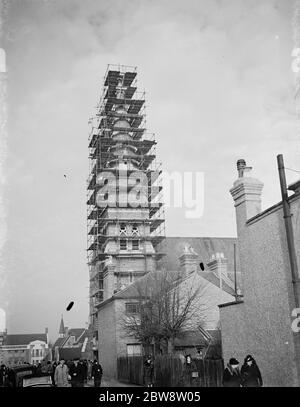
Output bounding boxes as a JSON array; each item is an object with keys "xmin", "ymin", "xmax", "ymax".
[
  {"xmin": 91, "ymin": 359, "xmax": 103, "ymax": 387},
  {"xmin": 69, "ymin": 358, "xmax": 85, "ymax": 387},
  {"xmin": 54, "ymin": 358, "xmax": 69, "ymax": 387}
]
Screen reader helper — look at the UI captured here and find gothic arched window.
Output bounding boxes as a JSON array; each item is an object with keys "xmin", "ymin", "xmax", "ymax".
[
  {"xmin": 120, "ymin": 223, "xmax": 127, "ymax": 236},
  {"xmin": 132, "ymin": 224, "xmax": 139, "ymax": 236}
]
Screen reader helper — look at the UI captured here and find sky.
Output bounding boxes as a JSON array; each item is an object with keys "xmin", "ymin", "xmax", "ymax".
[{"xmin": 0, "ymin": 0, "xmax": 300, "ymax": 340}]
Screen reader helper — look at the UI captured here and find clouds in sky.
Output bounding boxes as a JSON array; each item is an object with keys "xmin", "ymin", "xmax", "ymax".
[{"xmin": 2, "ymin": 0, "xmax": 299, "ymax": 338}]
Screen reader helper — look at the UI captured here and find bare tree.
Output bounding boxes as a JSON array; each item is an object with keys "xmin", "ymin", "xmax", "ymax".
[{"xmin": 122, "ymin": 270, "xmax": 211, "ymax": 354}]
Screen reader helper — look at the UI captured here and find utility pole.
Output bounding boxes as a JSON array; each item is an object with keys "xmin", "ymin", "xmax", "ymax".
[
  {"xmin": 277, "ymin": 154, "xmax": 300, "ymax": 309},
  {"xmin": 234, "ymin": 243, "xmax": 238, "ymax": 301}
]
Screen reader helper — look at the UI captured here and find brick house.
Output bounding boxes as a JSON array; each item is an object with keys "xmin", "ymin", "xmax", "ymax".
[{"xmin": 97, "ymin": 244, "xmax": 236, "ymax": 378}]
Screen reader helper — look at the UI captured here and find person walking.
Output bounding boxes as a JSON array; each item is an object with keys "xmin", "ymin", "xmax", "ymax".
[
  {"xmin": 45, "ymin": 361, "xmax": 52, "ymax": 375},
  {"xmin": 69, "ymin": 358, "xmax": 85, "ymax": 387},
  {"xmin": 91, "ymin": 360, "xmax": 103, "ymax": 387},
  {"xmin": 143, "ymin": 355, "xmax": 154, "ymax": 387},
  {"xmin": 222, "ymin": 358, "xmax": 242, "ymax": 387},
  {"xmin": 87, "ymin": 360, "xmax": 92, "ymax": 381},
  {"xmin": 51, "ymin": 362, "xmax": 57, "ymax": 385},
  {"xmin": 83, "ymin": 359, "xmax": 88, "ymax": 384},
  {"xmin": 241, "ymin": 355, "xmax": 263, "ymax": 387},
  {"xmin": 0, "ymin": 365, "xmax": 7, "ymax": 387},
  {"xmin": 54, "ymin": 358, "xmax": 69, "ymax": 387}
]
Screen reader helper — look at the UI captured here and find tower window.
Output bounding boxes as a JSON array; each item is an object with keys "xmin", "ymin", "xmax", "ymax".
[
  {"xmin": 120, "ymin": 240, "xmax": 127, "ymax": 250},
  {"xmin": 132, "ymin": 240, "xmax": 139, "ymax": 250},
  {"xmin": 120, "ymin": 224, "xmax": 127, "ymax": 236},
  {"xmin": 132, "ymin": 224, "xmax": 139, "ymax": 236}
]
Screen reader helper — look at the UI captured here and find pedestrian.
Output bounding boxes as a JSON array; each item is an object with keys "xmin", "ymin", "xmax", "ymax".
[
  {"xmin": 241, "ymin": 354, "xmax": 263, "ymax": 387},
  {"xmin": 36, "ymin": 363, "xmax": 42, "ymax": 375},
  {"xmin": 69, "ymin": 358, "xmax": 85, "ymax": 387},
  {"xmin": 222, "ymin": 358, "xmax": 242, "ymax": 387},
  {"xmin": 91, "ymin": 359, "xmax": 103, "ymax": 387},
  {"xmin": 43, "ymin": 361, "xmax": 52, "ymax": 376},
  {"xmin": 87, "ymin": 360, "xmax": 92, "ymax": 380},
  {"xmin": 51, "ymin": 361, "xmax": 57, "ymax": 385},
  {"xmin": 0, "ymin": 364, "xmax": 7, "ymax": 387},
  {"xmin": 83, "ymin": 359, "xmax": 88, "ymax": 384},
  {"xmin": 54, "ymin": 358, "xmax": 69, "ymax": 387},
  {"xmin": 41, "ymin": 361, "xmax": 48, "ymax": 374},
  {"xmin": 143, "ymin": 355, "xmax": 154, "ymax": 387}
]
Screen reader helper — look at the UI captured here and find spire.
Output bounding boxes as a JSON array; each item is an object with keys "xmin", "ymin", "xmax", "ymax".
[{"xmin": 59, "ymin": 315, "xmax": 65, "ymax": 338}]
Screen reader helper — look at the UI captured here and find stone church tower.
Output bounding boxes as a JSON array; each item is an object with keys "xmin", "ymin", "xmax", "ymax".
[{"xmin": 87, "ymin": 65, "xmax": 165, "ymax": 352}]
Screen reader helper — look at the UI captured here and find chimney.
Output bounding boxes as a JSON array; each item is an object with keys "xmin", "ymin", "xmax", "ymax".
[
  {"xmin": 288, "ymin": 179, "xmax": 300, "ymax": 196},
  {"xmin": 230, "ymin": 159, "xmax": 263, "ymax": 236},
  {"xmin": 207, "ymin": 252, "xmax": 228, "ymax": 277},
  {"xmin": 179, "ymin": 244, "xmax": 198, "ymax": 276}
]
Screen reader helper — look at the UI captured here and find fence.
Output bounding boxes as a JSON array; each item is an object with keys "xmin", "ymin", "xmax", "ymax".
[{"xmin": 117, "ymin": 355, "xmax": 224, "ymax": 387}]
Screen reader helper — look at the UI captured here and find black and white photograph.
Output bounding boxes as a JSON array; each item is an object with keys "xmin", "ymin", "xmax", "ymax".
[{"xmin": 0, "ymin": 0, "xmax": 300, "ymax": 395}]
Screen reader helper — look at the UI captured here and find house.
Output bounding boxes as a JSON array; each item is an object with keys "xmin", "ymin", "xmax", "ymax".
[
  {"xmin": 52, "ymin": 317, "xmax": 89, "ymax": 362},
  {"xmin": 219, "ymin": 159, "xmax": 300, "ymax": 387},
  {"xmin": 0, "ymin": 330, "xmax": 50, "ymax": 366},
  {"xmin": 97, "ymin": 245, "xmax": 236, "ymax": 378}
]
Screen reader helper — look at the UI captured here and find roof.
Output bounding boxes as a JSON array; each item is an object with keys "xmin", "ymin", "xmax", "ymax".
[
  {"xmin": 218, "ymin": 299, "xmax": 244, "ymax": 308},
  {"xmin": 53, "ymin": 329, "xmax": 88, "ymax": 349},
  {"xmin": 67, "ymin": 329, "xmax": 85, "ymax": 341},
  {"xmin": 97, "ymin": 270, "xmax": 181, "ymax": 307},
  {"xmin": 158, "ymin": 237, "xmax": 239, "ymax": 273},
  {"xmin": 158, "ymin": 237, "xmax": 241, "ymax": 288},
  {"xmin": 4, "ymin": 334, "xmax": 47, "ymax": 346},
  {"xmin": 53, "ymin": 337, "xmax": 66, "ymax": 348},
  {"xmin": 97, "ymin": 264, "xmax": 236, "ymax": 310},
  {"xmin": 174, "ymin": 329, "xmax": 221, "ymax": 348},
  {"xmin": 197, "ymin": 271, "xmax": 236, "ymax": 297}
]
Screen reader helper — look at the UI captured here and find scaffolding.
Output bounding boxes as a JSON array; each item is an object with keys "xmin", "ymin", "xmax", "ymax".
[{"xmin": 87, "ymin": 65, "xmax": 165, "ymax": 340}]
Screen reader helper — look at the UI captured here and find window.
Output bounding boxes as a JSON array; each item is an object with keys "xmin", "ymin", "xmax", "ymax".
[
  {"xmin": 127, "ymin": 344, "xmax": 142, "ymax": 356},
  {"xmin": 120, "ymin": 223, "xmax": 127, "ymax": 236},
  {"xmin": 120, "ymin": 239, "xmax": 127, "ymax": 250},
  {"xmin": 132, "ymin": 224, "xmax": 139, "ymax": 236},
  {"xmin": 132, "ymin": 240, "xmax": 139, "ymax": 250},
  {"xmin": 125, "ymin": 302, "xmax": 139, "ymax": 314}
]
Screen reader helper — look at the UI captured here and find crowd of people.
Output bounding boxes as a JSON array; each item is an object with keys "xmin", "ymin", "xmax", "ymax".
[
  {"xmin": 222, "ymin": 355, "xmax": 263, "ymax": 387},
  {"xmin": 0, "ymin": 358, "xmax": 103, "ymax": 388},
  {"xmin": 1, "ymin": 354, "xmax": 262, "ymax": 388}
]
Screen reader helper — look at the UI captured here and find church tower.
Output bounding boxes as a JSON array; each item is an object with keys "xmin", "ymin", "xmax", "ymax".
[
  {"xmin": 87, "ymin": 65, "xmax": 165, "ymax": 351},
  {"xmin": 58, "ymin": 315, "xmax": 65, "ymax": 339}
]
